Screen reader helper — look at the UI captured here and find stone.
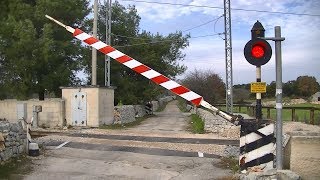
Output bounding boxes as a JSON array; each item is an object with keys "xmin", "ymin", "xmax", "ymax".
[
  {"xmin": 10, "ymin": 124, "xmax": 20, "ymax": 133},
  {"xmin": 277, "ymin": 170, "xmax": 301, "ymax": 180},
  {"xmin": 18, "ymin": 145, "xmax": 25, "ymax": 154},
  {"xmin": 0, "ymin": 133, "xmax": 5, "ymax": 151},
  {"xmin": 3, "ymin": 148, "xmax": 13, "ymax": 161},
  {"xmin": 0, "ymin": 123, "xmax": 10, "ymax": 132}
]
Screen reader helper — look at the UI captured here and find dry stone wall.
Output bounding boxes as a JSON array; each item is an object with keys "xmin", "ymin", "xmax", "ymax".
[
  {"xmin": 0, "ymin": 120, "xmax": 26, "ymax": 164},
  {"xmin": 113, "ymin": 96, "xmax": 175, "ymax": 124},
  {"xmin": 196, "ymin": 108, "xmax": 240, "ymax": 139}
]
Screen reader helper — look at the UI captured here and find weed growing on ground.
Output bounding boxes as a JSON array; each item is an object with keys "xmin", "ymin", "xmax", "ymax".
[
  {"xmin": 189, "ymin": 114, "xmax": 204, "ymax": 134},
  {"xmin": 0, "ymin": 156, "xmax": 32, "ymax": 178},
  {"xmin": 177, "ymin": 97, "xmax": 188, "ymax": 112},
  {"xmin": 217, "ymin": 156, "xmax": 240, "ymax": 173}
]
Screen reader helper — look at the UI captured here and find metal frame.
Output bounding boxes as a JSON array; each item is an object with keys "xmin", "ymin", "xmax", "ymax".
[{"xmin": 223, "ymin": 0, "xmax": 233, "ymax": 114}]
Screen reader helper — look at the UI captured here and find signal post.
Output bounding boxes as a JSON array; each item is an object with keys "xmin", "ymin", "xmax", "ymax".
[{"xmin": 240, "ymin": 21, "xmax": 275, "ymax": 172}]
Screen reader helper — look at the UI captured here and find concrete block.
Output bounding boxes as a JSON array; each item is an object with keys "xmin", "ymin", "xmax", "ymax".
[{"xmin": 284, "ymin": 135, "xmax": 320, "ymax": 180}]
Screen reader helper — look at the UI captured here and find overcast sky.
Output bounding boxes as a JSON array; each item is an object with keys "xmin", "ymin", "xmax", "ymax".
[{"xmin": 93, "ymin": 0, "xmax": 320, "ymax": 85}]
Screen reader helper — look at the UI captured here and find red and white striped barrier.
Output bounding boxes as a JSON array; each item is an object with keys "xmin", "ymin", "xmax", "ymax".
[
  {"xmin": 45, "ymin": 15, "xmax": 235, "ymax": 122},
  {"xmin": 73, "ymin": 27, "xmax": 203, "ymax": 106}
]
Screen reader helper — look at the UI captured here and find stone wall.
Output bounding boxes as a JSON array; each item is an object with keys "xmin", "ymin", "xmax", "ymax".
[
  {"xmin": 0, "ymin": 120, "xmax": 26, "ymax": 164},
  {"xmin": 114, "ymin": 105, "xmax": 136, "ymax": 124},
  {"xmin": 113, "ymin": 96, "xmax": 175, "ymax": 125},
  {"xmin": 133, "ymin": 105, "xmax": 146, "ymax": 118},
  {"xmin": 196, "ymin": 108, "xmax": 240, "ymax": 138}
]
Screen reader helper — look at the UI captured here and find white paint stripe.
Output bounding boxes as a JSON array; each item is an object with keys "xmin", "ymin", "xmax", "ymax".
[
  {"xmin": 91, "ymin": 41, "xmax": 107, "ymax": 50},
  {"xmin": 107, "ymin": 50, "xmax": 125, "ymax": 59},
  {"xmin": 123, "ymin": 60, "xmax": 142, "ymax": 69},
  {"xmin": 160, "ymin": 80, "xmax": 180, "ymax": 90},
  {"xmin": 240, "ymin": 124, "xmax": 274, "ymax": 147},
  {"xmin": 239, "ymin": 143, "xmax": 274, "ymax": 163},
  {"xmin": 75, "ymin": 33, "xmax": 91, "ymax": 41},
  {"xmin": 55, "ymin": 141, "xmax": 70, "ymax": 149},
  {"xmin": 141, "ymin": 70, "xmax": 161, "ymax": 79},
  {"xmin": 180, "ymin": 91, "xmax": 201, "ymax": 101},
  {"xmin": 198, "ymin": 152, "xmax": 204, "ymax": 157},
  {"xmin": 240, "ymin": 133, "xmax": 261, "ymax": 147},
  {"xmin": 276, "ymin": 103, "xmax": 282, "ymax": 109}
]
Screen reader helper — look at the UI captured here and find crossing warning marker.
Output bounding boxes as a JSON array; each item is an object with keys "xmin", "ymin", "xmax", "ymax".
[
  {"xmin": 250, "ymin": 82, "xmax": 266, "ymax": 93},
  {"xmin": 45, "ymin": 15, "xmax": 238, "ymax": 123}
]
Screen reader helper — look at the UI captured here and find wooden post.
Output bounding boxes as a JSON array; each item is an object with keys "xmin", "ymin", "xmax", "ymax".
[
  {"xmin": 310, "ymin": 108, "xmax": 315, "ymax": 125},
  {"xmin": 292, "ymin": 108, "xmax": 296, "ymax": 121},
  {"xmin": 267, "ymin": 108, "xmax": 271, "ymax": 119}
]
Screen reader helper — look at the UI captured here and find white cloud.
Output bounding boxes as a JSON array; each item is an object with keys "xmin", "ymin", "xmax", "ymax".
[{"xmin": 115, "ymin": 0, "xmax": 320, "ymax": 83}]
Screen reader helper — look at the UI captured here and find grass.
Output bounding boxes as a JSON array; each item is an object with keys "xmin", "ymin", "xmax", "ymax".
[
  {"xmin": 177, "ymin": 97, "xmax": 189, "ymax": 112},
  {"xmin": 0, "ymin": 156, "xmax": 32, "ymax": 179},
  {"xmin": 217, "ymin": 156, "xmax": 240, "ymax": 173},
  {"xmin": 155, "ymin": 101, "xmax": 168, "ymax": 112},
  {"xmin": 189, "ymin": 114, "xmax": 205, "ymax": 134},
  {"xmin": 99, "ymin": 115, "xmax": 154, "ymax": 129},
  {"xmin": 215, "ymin": 103, "xmax": 320, "ymax": 124}
]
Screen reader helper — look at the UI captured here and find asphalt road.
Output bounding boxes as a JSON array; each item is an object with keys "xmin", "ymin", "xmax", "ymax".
[{"xmin": 17, "ymin": 101, "xmax": 236, "ymax": 180}]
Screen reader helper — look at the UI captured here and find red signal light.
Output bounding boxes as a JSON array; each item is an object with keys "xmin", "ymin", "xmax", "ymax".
[
  {"xmin": 244, "ymin": 39, "xmax": 272, "ymax": 66},
  {"xmin": 251, "ymin": 45, "xmax": 265, "ymax": 59}
]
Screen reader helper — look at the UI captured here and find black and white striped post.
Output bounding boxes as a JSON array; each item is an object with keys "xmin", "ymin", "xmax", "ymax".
[
  {"xmin": 145, "ymin": 101, "xmax": 153, "ymax": 115},
  {"xmin": 239, "ymin": 119, "xmax": 275, "ymax": 172}
]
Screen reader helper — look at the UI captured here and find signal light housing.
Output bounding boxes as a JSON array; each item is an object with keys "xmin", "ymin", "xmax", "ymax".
[{"xmin": 244, "ymin": 39, "xmax": 272, "ymax": 66}]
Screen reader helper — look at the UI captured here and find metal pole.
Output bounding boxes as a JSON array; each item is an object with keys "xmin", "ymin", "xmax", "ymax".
[
  {"xmin": 275, "ymin": 26, "xmax": 283, "ymax": 169},
  {"xmin": 105, "ymin": 0, "xmax": 112, "ymax": 86},
  {"xmin": 256, "ymin": 66, "xmax": 262, "ymax": 121},
  {"xmin": 92, "ymin": 0, "xmax": 98, "ymax": 86},
  {"xmin": 223, "ymin": 0, "xmax": 233, "ymax": 114}
]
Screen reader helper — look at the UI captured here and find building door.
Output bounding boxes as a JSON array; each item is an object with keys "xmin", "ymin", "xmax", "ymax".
[{"xmin": 72, "ymin": 92, "xmax": 87, "ymax": 126}]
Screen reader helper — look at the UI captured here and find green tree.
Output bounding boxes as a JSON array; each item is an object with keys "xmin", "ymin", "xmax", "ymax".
[
  {"xmin": 0, "ymin": 0, "xmax": 90, "ymax": 100},
  {"xmin": 181, "ymin": 69, "xmax": 225, "ymax": 105},
  {"xmin": 82, "ymin": 1, "xmax": 189, "ymax": 104},
  {"xmin": 296, "ymin": 76, "xmax": 319, "ymax": 97},
  {"xmin": 283, "ymin": 80, "xmax": 297, "ymax": 97},
  {"xmin": 265, "ymin": 81, "xmax": 276, "ymax": 98}
]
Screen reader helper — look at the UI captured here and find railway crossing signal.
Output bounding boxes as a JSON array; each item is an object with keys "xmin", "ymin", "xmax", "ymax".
[{"xmin": 244, "ymin": 37, "xmax": 272, "ymax": 66}]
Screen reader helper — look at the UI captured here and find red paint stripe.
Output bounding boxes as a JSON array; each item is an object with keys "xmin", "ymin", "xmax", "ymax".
[
  {"xmin": 151, "ymin": 75, "xmax": 169, "ymax": 84},
  {"xmin": 171, "ymin": 86, "xmax": 190, "ymax": 95},
  {"xmin": 116, "ymin": 55, "xmax": 133, "ymax": 63},
  {"xmin": 191, "ymin": 97, "xmax": 202, "ymax": 106},
  {"xmin": 99, "ymin": 46, "xmax": 116, "ymax": 54},
  {"xmin": 132, "ymin": 65, "xmax": 150, "ymax": 74},
  {"xmin": 84, "ymin": 37, "xmax": 99, "ymax": 45},
  {"xmin": 73, "ymin": 29, "xmax": 83, "ymax": 36}
]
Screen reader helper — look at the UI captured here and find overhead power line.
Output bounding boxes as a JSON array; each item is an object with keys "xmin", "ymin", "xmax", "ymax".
[
  {"xmin": 113, "ymin": 33, "xmax": 221, "ymax": 48},
  {"xmin": 182, "ymin": 15, "xmax": 223, "ymax": 32},
  {"xmin": 120, "ymin": 0, "xmax": 320, "ymax": 17}
]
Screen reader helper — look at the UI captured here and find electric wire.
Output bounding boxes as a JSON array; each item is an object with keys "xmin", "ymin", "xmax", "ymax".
[
  {"xmin": 182, "ymin": 15, "xmax": 223, "ymax": 32},
  {"xmin": 120, "ymin": 0, "xmax": 320, "ymax": 17},
  {"xmin": 113, "ymin": 34, "xmax": 221, "ymax": 48}
]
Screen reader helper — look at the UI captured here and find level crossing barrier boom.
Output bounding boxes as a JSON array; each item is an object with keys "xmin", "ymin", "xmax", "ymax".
[{"xmin": 45, "ymin": 15, "xmax": 242, "ymax": 124}]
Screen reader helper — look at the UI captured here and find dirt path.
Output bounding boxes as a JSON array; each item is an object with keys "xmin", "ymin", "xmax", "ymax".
[{"xmin": 127, "ymin": 100, "xmax": 191, "ymax": 133}]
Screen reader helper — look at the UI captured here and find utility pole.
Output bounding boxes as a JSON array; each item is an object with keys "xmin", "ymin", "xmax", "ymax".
[
  {"xmin": 92, "ymin": 0, "xmax": 98, "ymax": 86},
  {"xmin": 105, "ymin": 0, "xmax": 112, "ymax": 86},
  {"xmin": 223, "ymin": 0, "xmax": 233, "ymax": 114}
]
